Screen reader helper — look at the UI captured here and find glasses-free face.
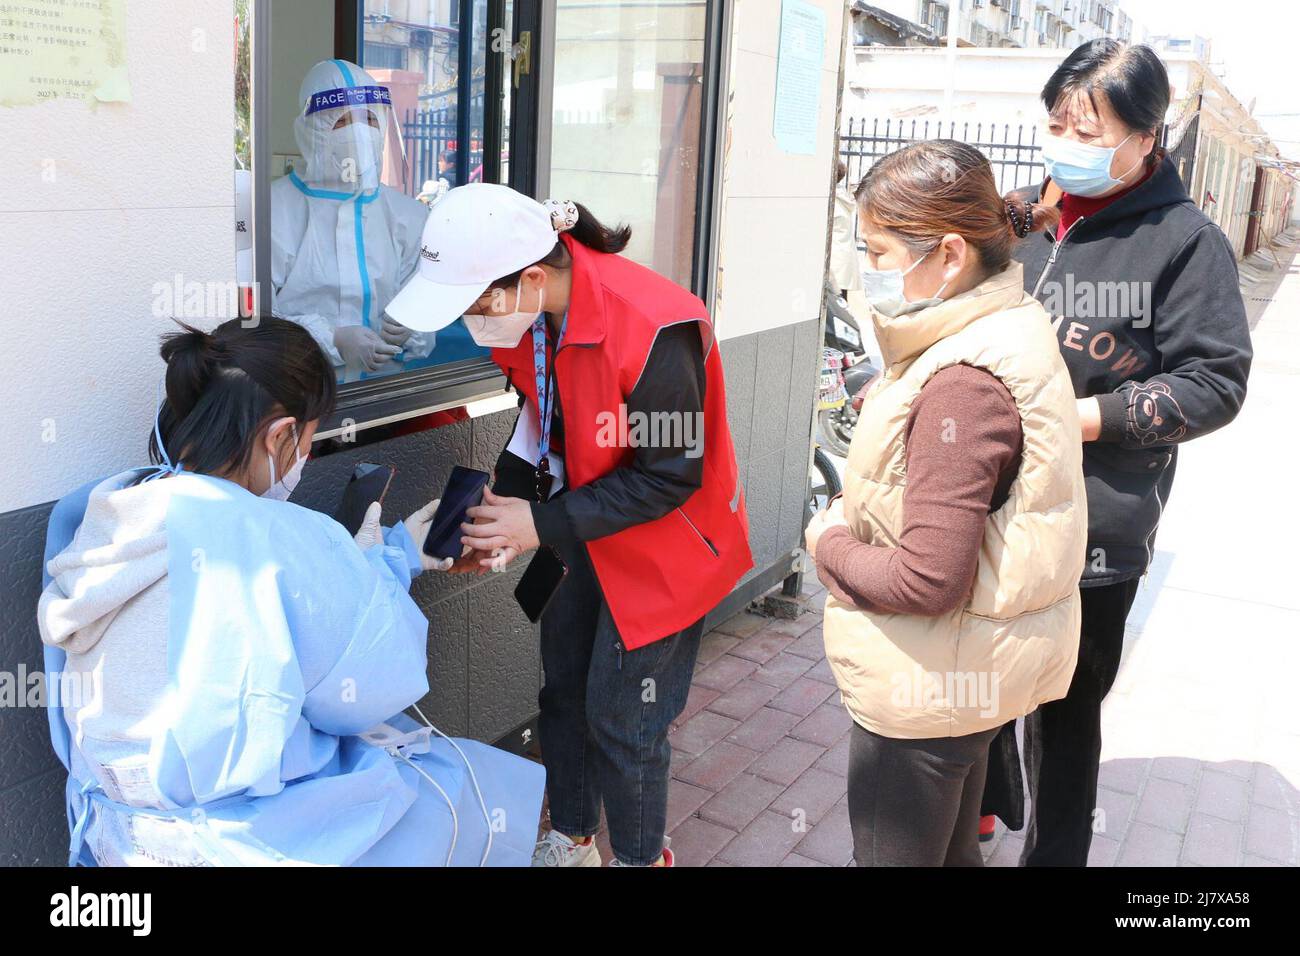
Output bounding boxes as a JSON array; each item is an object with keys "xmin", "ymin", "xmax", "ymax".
[
  {"xmin": 859, "ymin": 213, "xmax": 972, "ymax": 305},
  {"xmin": 860, "ymin": 218, "xmax": 919, "ymax": 273},
  {"xmin": 1046, "ymin": 88, "xmax": 1153, "ymax": 173}
]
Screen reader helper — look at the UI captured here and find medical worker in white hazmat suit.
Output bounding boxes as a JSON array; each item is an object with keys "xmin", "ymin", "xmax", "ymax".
[{"xmin": 271, "ymin": 58, "xmax": 435, "ymax": 381}]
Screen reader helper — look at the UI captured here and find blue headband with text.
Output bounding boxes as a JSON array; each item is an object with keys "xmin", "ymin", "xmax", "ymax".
[{"xmin": 307, "ymin": 85, "xmax": 392, "ymax": 115}]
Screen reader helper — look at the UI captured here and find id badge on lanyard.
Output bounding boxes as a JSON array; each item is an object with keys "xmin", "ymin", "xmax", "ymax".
[{"xmin": 531, "ymin": 311, "xmax": 567, "ymax": 503}]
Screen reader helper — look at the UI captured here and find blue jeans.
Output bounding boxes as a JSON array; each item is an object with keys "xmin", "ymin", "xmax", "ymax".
[{"xmin": 538, "ymin": 537, "xmax": 703, "ymax": 865}]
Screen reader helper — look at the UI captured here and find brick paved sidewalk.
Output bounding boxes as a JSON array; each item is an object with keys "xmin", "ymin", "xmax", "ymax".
[
  {"xmin": 563, "ymin": 570, "xmax": 1298, "ymax": 867},
  {"xmin": 663, "ymin": 578, "xmax": 852, "ymax": 867},
  {"xmin": 662, "ymin": 565, "xmax": 1297, "ymax": 868},
  {"xmin": 563, "ymin": 574, "xmax": 853, "ymax": 868}
]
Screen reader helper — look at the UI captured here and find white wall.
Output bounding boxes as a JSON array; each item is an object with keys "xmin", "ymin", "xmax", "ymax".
[
  {"xmin": 0, "ymin": 1, "xmax": 235, "ymax": 513},
  {"xmin": 844, "ymin": 46, "xmax": 1074, "ymax": 126},
  {"xmin": 713, "ymin": 0, "xmax": 845, "ymax": 341},
  {"xmin": 845, "ymin": 46, "xmax": 1212, "ymax": 131},
  {"xmin": 270, "ymin": 0, "xmax": 336, "ymax": 172}
]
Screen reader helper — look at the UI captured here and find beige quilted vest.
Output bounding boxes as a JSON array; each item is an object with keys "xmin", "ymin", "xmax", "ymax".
[{"xmin": 823, "ymin": 263, "xmax": 1087, "ymax": 739}]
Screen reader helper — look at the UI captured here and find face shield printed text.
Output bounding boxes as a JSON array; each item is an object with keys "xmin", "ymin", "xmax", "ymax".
[{"xmin": 307, "ymin": 85, "xmax": 392, "ymax": 116}]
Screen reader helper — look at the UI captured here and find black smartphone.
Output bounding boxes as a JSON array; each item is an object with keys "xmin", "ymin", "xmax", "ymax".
[
  {"xmin": 336, "ymin": 463, "xmax": 396, "ymax": 537},
  {"xmin": 423, "ymin": 466, "xmax": 492, "ymax": 560},
  {"xmin": 515, "ymin": 546, "xmax": 569, "ymax": 623}
]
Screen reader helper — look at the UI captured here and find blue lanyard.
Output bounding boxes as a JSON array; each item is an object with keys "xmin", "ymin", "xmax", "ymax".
[{"xmin": 531, "ymin": 311, "xmax": 566, "ymax": 478}]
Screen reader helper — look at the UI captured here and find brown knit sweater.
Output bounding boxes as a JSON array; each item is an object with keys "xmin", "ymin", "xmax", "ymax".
[{"xmin": 816, "ymin": 364, "xmax": 1023, "ymax": 616}]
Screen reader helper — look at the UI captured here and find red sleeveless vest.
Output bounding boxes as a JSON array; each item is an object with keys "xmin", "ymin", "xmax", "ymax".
[{"xmin": 491, "ymin": 235, "xmax": 752, "ymax": 648}]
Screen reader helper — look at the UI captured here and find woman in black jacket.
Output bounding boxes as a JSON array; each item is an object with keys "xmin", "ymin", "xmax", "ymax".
[{"xmin": 983, "ymin": 39, "xmax": 1253, "ymax": 865}]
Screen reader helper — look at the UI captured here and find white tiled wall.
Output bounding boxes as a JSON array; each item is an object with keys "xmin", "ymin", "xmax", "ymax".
[
  {"xmin": 0, "ymin": 0, "xmax": 236, "ymax": 513},
  {"xmin": 714, "ymin": 0, "xmax": 846, "ymax": 341}
]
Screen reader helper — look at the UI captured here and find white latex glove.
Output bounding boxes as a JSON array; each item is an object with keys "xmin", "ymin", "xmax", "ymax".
[
  {"xmin": 353, "ymin": 501, "xmax": 384, "ymax": 551},
  {"xmin": 379, "ymin": 315, "xmax": 414, "ymax": 348},
  {"xmin": 334, "ymin": 324, "xmax": 401, "ymax": 372},
  {"xmin": 403, "ymin": 498, "xmax": 456, "ymax": 572},
  {"xmin": 417, "ymin": 178, "xmax": 450, "ymax": 207}
]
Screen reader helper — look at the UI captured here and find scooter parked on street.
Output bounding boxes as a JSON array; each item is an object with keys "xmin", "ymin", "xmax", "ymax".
[
  {"xmin": 820, "ymin": 282, "xmax": 878, "ymax": 457},
  {"xmin": 810, "ymin": 348, "xmax": 845, "ymax": 522}
]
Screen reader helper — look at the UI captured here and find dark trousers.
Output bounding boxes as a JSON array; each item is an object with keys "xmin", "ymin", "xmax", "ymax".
[
  {"xmin": 847, "ymin": 722, "xmax": 1000, "ymax": 866},
  {"xmin": 537, "ymin": 537, "xmax": 703, "ymax": 866},
  {"xmin": 1020, "ymin": 577, "xmax": 1141, "ymax": 866}
]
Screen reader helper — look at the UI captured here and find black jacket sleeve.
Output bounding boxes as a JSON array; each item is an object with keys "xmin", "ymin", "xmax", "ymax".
[
  {"xmin": 528, "ymin": 321, "xmax": 707, "ymax": 545},
  {"xmin": 1095, "ymin": 223, "xmax": 1252, "ymax": 448}
]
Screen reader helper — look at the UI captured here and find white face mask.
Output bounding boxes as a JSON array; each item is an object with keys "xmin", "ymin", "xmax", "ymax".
[
  {"xmin": 263, "ymin": 422, "xmax": 306, "ymax": 502},
  {"xmin": 327, "ymin": 122, "xmax": 383, "ymax": 189},
  {"xmin": 466, "ymin": 277, "xmax": 544, "ymax": 348},
  {"xmin": 862, "ymin": 248, "xmax": 948, "ymax": 318}
]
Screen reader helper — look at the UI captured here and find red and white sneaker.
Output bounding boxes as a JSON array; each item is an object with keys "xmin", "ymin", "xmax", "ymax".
[
  {"xmin": 532, "ymin": 830, "xmax": 601, "ymax": 867},
  {"xmin": 609, "ymin": 837, "xmax": 674, "ymax": 867}
]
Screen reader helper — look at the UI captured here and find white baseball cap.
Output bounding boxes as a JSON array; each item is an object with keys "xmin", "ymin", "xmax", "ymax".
[{"xmin": 385, "ymin": 182, "xmax": 562, "ymax": 333}]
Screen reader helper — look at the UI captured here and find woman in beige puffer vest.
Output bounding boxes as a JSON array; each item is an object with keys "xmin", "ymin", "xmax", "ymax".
[{"xmin": 805, "ymin": 141, "xmax": 1087, "ymax": 866}]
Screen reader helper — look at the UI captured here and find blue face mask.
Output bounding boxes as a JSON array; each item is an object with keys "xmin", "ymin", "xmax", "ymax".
[{"xmin": 1041, "ymin": 132, "xmax": 1140, "ymax": 198}]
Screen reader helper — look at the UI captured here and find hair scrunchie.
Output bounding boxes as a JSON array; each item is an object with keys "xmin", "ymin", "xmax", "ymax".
[
  {"xmin": 542, "ymin": 198, "xmax": 579, "ymax": 233},
  {"xmin": 1005, "ymin": 198, "xmax": 1033, "ymax": 238}
]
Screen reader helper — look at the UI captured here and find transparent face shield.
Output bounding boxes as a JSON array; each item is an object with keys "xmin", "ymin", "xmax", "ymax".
[{"xmin": 298, "ymin": 81, "xmax": 408, "ymax": 196}]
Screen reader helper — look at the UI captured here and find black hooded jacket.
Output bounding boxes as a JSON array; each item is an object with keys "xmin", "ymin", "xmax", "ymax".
[{"xmin": 1011, "ymin": 155, "xmax": 1252, "ymax": 586}]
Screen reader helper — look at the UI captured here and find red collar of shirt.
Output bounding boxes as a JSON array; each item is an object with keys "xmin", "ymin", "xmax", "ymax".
[{"xmin": 1055, "ymin": 161, "xmax": 1156, "ymax": 239}]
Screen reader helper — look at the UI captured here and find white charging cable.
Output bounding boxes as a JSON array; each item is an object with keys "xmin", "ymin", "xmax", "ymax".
[
  {"xmin": 411, "ymin": 704, "xmax": 495, "ymax": 867},
  {"xmin": 394, "ymin": 750, "xmax": 459, "ymax": 867}
]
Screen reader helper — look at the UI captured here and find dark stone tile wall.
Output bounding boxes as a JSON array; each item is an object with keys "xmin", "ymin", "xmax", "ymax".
[
  {"xmin": 0, "ymin": 317, "xmax": 820, "ymax": 866},
  {"xmin": 287, "ymin": 410, "xmax": 540, "ymax": 744},
  {"xmin": 0, "ymin": 496, "xmax": 68, "ymax": 865}
]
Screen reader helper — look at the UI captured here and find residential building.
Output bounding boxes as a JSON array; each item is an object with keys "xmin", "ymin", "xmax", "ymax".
[
  {"xmin": 854, "ymin": 0, "xmax": 1135, "ymax": 50},
  {"xmin": 1146, "ymin": 33, "xmax": 1213, "ymax": 63}
]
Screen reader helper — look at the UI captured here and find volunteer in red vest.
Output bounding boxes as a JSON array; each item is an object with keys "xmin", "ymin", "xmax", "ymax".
[{"xmin": 385, "ymin": 183, "xmax": 752, "ymax": 867}]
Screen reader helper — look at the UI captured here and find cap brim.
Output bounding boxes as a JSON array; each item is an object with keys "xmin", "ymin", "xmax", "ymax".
[{"xmin": 384, "ymin": 272, "xmax": 486, "ymax": 333}]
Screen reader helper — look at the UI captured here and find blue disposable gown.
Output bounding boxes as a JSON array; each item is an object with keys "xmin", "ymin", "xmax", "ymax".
[{"xmin": 42, "ymin": 470, "xmax": 543, "ymax": 866}]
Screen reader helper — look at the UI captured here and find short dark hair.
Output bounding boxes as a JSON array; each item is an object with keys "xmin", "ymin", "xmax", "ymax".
[
  {"xmin": 149, "ymin": 316, "xmax": 336, "ymax": 476},
  {"xmin": 1042, "ymin": 39, "xmax": 1170, "ymax": 138}
]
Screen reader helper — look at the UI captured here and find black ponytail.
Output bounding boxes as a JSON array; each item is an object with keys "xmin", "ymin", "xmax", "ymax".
[
  {"xmin": 149, "ymin": 316, "xmax": 336, "ymax": 476},
  {"xmin": 489, "ymin": 201, "xmax": 631, "ymax": 288},
  {"xmin": 565, "ymin": 201, "xmax": 631, "ymax": 255}
]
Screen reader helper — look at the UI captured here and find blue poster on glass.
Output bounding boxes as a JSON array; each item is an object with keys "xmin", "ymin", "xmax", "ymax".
[{"xmin": 773, "ymin": 0, "xmax": 826, "ymax": 155}]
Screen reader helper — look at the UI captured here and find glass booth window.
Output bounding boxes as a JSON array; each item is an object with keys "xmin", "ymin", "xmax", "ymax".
[
  {"xmin": 266, "ymin": 0, "xmax": 504, "ymax": 389},
  {"xmin": 549, "ymin": 0, "xmax": 708, "ymax": 291},
  {"xmin": 362, "ymin": 0, "xmax": 489, "ymax": 193},
  {"xmin": 236, "ymin": 1, "xmax": 252, "ymax": 305}
]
